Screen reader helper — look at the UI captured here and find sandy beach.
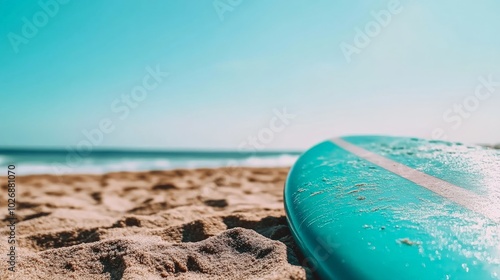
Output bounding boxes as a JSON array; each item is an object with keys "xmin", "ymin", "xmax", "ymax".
[{"xmin": 0, "ymin": 167, "xmax": 311, "ymax": 280}]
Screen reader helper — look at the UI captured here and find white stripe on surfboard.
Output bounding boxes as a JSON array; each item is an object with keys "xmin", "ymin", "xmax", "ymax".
[{"xmin": 330, "ymin": 137, "xmax": 500, "ymax": 223}]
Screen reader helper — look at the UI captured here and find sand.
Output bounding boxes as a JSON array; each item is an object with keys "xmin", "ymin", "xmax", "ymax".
[{"xmin": 0, "ymin": 167, "xmax": 312, "ymax": 280}]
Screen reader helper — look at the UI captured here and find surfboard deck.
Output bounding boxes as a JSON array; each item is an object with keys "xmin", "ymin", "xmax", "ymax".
[{"xmin": 284, "ymin": 136, "xmax": 500, "ymax": 280}]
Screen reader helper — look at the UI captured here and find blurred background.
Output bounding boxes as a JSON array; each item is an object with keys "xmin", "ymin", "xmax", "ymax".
[{"xmin": 1, "ymin": 0, "xmax": 499, "ymax": 174}]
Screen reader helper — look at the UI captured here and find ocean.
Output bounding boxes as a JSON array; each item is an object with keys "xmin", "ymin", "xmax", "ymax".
[{"xmin": 0, "ymin": 149, "xmax": 301, "ymax": 175}]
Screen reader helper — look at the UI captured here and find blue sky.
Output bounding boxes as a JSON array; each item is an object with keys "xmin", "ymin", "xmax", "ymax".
[{"xmin": 1, "ymin": 0, "xmax": 500, "ymax": 150}]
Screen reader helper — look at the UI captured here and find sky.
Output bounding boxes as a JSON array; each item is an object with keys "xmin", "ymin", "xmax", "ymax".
[{"xmin": 1, "ymin": 0, "xmax": 500, "ymax": 150}]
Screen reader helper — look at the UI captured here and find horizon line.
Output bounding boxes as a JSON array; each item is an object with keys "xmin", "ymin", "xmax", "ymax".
[{"xmin": 0, "ymin": 147, "xmax": 304, "ymax": 156}]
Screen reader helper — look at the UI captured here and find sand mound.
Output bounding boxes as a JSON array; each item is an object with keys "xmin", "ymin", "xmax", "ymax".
[
  {"xmin": 13, "ymin": 228, "xmax": 304, "ymax": 280},
  {"xmin": 0, "ymin": 168, "xmax": 311, "ymax": 279}
]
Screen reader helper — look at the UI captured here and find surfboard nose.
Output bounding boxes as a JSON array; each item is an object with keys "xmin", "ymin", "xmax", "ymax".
[{"xmin": 284, "ymin": 136, "xmax": 500, "ymax": 280}]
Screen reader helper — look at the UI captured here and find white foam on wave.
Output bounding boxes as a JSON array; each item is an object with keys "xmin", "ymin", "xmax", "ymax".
[
  {"xmin": 15, "ymin": 155, "xmax": 299, "ymax": 175},
  {"xmin": 16, "ymin": 163, "xmax": 93, "ymax": 175},
  {"xmin": 17, "ymin": 159, "xmax": 173, "ymax": 175},
  {"xmin": 239, "ymin": 154, "xmax": 299, "ymax": 167}
]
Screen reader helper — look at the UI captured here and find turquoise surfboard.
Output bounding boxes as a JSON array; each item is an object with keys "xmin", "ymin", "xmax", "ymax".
[{"xmin": 284, "ymin": 136, "xmax": 500, "ymax": 280}]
